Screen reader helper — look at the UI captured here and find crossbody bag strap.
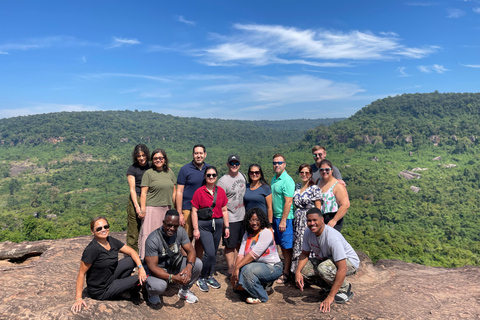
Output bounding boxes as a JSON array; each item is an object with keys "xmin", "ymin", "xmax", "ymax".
[{"xmin": 156, "ymin": 228, "xmax": 174, "ymax": 257}]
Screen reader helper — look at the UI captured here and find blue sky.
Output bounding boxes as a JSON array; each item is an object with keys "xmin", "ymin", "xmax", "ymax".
[{"xmin": 1, "ymin": 1, "xmax": 479, "ymax": 120}]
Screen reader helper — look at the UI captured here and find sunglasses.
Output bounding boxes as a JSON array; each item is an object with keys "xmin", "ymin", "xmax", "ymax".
[
  {"xmin": 164, "ymin": 222, "xmax": 180, "ymax": 229},
  {"xmin": 313, "ymin": 153, "xmax": 325, "ymax": 158},
  {"xmin": 319, "ymin": 168, "xmax": 332, "ymax": 173},
  {"xmin": 153, "ymin": 157, "xmax": 164, "ymax": 161},
  {"xmin": 299, "ymin": 172, "xmax": 311, "ymax": 176},
  {"xmin": 206, "ymin": 173, "xmax": 217, "ymax": 178},
  {"xmin": 95, "ymin": 224, "xmax": 110, "ymax": 232},
  {"xmin": 228, "ymin": 162, "xmax": 240, "ymax": 166},
  {"xmin": 272, "ymin": 161, "xmax": 285, "ymax": 166},
  {"xmin": 249, "ymin": 171, "xmax": 260, "ymax": 175}
]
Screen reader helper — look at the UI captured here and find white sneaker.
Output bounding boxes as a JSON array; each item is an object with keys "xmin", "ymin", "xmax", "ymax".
[{"xmin": 178, "ymin": 288, "xmax": 199, "ymax": 303}]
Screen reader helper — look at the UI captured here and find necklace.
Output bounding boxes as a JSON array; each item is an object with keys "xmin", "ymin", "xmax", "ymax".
[
  {"xmin": 250, "ymin": 182, "xmax": 261, "ymax": 190},
  {"xmin": 97, "ymin": 240, "xmax": 110, "ymax": 250}
]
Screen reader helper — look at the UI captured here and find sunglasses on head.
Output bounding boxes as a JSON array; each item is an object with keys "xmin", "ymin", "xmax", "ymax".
[
  {"xmin": 228, "ymin": 162, "xmax": 240, "ymax": 166},
  {"xmin": 319, "ymin": 168, "xmax": 332, "ymax": 173},
  {"xmin": 272, "ymin": 161, "xmax": 285, "ymax": 166},
  {"xmin": 95, "ymin": 224, "xmax": 110, "ymax": 232},
  {"xmin": 249, "ymin": 171, "xmax": 260, "ymax": 175},
  {"xmin": 206, "ymin": 173, "xmax": 217, "ymax": 178}
]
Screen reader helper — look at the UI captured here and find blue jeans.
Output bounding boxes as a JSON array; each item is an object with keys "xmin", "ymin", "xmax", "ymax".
[{"xmin": 238, "ymin": 262, "xmax": 283, "ymax": 302}]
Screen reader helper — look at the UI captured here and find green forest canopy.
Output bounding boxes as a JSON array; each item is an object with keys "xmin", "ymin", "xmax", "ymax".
[{"xmin": 1, "ymin": 92, "xmax": 480, "ymax": 268}]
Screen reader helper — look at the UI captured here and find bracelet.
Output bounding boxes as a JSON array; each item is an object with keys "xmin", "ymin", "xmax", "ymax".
[
  {"xmin": 225, "ymin": 226, "xmax": 230, "ymax": 229},
  {"xmin": 75, "ymin": 298, "xmax": 83, "ymax": 302},
  {"xmin": 187, "ymin": 261, "xmax": 194, "ymax": 268},
  {"xmin": 168, "ymin": 274, "xmax": 173, "ymax": 283}
]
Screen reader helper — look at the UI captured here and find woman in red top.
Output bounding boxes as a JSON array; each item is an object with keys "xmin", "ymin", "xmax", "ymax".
[{"xmin": 191, "ymin": 166, "xmax": 230, "ymax": 293}]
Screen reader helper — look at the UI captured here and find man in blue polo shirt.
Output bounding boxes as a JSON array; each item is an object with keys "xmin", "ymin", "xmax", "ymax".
[
  {"xmin": 270, "ymin": 153, "xmax": 295, "ymax": 283},
  {"xmin": 176, "ymin": 144, "xmax": 209, "ymax": 258}
]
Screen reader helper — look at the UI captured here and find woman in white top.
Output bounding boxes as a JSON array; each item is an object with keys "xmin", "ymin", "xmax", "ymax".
[
  {"xmin": 230, "ymin": 207, "xmax": 283, "ymax": 304},
  {"xmin": 317, "ymin": 159, "xmax": 350, "ymax": 232}
]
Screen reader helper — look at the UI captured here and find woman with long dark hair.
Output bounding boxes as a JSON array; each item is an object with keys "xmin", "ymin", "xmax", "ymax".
[
  {"xmin": 317, "ymin": 159, "xmax": 350, "ymax": 232},
  {"xmin": 291, "ymin": 163, "xmax": 322, "ymax": 273},
  {"xmin": 230, "ymin": 207, "xmax": 282, "ymax": 304},
  {"xmin": 138, "ymin": 148, "xmax": 176, "ymax": 259},
  {"xmin": 126, "ymin": 144, "xmax": 150, "ymax": 252},
  {"xmin": 243, "ymin": 164, "xmax": 273, "ymax": 222},
  {"xmin": 71, "ymin": 217, "xmax": 147, "ymax": 313},
  {"xmin": 191, "ymin": 166, "xmax": 230, "ymax": 293}
]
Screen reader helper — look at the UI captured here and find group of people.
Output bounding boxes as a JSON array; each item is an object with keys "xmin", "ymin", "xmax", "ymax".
[{"xmin": 72, "ymin": 144, "xmax": 360, "ymax": 314}]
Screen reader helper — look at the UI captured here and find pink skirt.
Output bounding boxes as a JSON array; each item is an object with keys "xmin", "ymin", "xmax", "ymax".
[{"xmin": 138, "ymin": 205, "xmax": 170, "ymax": 259}]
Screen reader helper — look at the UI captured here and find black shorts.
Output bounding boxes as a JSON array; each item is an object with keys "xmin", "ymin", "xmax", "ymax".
[{"xmin": 223, "ymin": 221, "xmax": 245, "ymax": 248}]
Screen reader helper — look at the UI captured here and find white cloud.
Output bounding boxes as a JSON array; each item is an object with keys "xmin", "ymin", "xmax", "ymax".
[
  {"xmin": 0, "ymin": 36, "xmax": 94, "ymax": 52},
  {"xmin": 0, "ymin": 51, "xmax": 8, "ymax": 55},
  {"xmin": 81, "ymin": 56, "xmax": 86, "ymax": 63},
  {"xmin": 461, "ymin": 64, "xmax": 480, "ymax": 68},
  {"xmin": 200, "ymin": 74, "xmax": 365, "ymax": 109},
  {"xmin": 199, "ymin": 24, "xmax": 439, "ymax": 67},
  {"xmin": 107, "ymin": 37, "xmax": 141, "ymax": 49},
  {"xmin": 79, "ymin": 73, "xmax": 170, "ymax": 82},
  {"xmin": 397, "ymin": 67, "xmax": 409, "ymax": 77},
  {"xmin": 404, "ymin": 2, "xmax": 439, "ymax": 6},
  {"xmin": 447, "ymin": 8, "xmax": 465, "ymax": 18},
  {"xmin": 417, "ymin": 64, "xmax": 448, "ymax": 73},
  {"xmin": 176, "ymin": 15, "xmax": 196, "ymax": 26},
  {"xmin": 139, "ymin": 90, "xmax": 172, "ymax": 98},
  {"xmin": 473, "ymin": 7, "xmax": 480, "ymax": 13}
]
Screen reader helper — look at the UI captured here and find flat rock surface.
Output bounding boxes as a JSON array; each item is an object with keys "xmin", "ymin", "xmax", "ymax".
[{"xmin": 1, "ymin": 232, "xmax": 479, "ymax": 319}]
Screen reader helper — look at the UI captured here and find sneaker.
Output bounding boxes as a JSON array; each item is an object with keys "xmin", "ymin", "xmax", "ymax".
[
  {"xmin": 178, "ymin": 288, "xmax": 198, "ymax": 303},
  {"xmin": 334, "ymin": 283, "xmax": 354, "ymax": 304},
  {"xmin": 206, "ymin": 277, "xmax": 221, "ymax": 289},
  {"xmin": 246, "ymin": 297, "xmax": 262, "ymax": 304},
  {"xmin": 196, "ymin": 278, "xmax": 209, "ymax": 292}
]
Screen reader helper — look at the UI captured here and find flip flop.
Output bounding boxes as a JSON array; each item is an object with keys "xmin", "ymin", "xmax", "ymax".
[{"xmin": 276, "ymin": 273, "xmax": 290, "ymax": 284}]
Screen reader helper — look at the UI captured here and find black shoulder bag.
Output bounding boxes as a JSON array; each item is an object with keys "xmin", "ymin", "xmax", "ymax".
[
  {"xmin": 156, "ymin": 228, "xmax": 184, "ymax": 274},
  {"xmin": 197, "ymin": 187, "xmax": 217, "ymax": 220}
]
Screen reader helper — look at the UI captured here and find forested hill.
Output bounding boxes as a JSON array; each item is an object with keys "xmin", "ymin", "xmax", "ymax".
[
  {"xmin": 293, "ymin": 91, "xmax": 480, "ymax": 269},
  {"xmin": 0, "ymin": 111, "xmax": 340, "ymax": 149},
  {"xmin": 301, "ymin": 92, "xmax": 480, "ymax": 150}
]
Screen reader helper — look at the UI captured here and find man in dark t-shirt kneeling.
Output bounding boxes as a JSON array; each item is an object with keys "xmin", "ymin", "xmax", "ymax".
[{"xmin": 144, "ymin": 209, "xmax": 203, "ymax": 306}]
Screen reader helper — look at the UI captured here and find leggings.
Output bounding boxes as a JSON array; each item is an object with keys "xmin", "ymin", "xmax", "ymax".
[{"xmin": 198, "ymin": 218, "xmax": 223, "ymax": 278}]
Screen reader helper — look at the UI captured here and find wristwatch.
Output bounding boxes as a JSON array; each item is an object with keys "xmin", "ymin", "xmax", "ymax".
[
  {"xmin": 187, "ymin": 261, "xmax": 195, "ymax": 267},
  {"xmin": 138, "ymin": 264, "xmax": 143, "ymax": 269}
]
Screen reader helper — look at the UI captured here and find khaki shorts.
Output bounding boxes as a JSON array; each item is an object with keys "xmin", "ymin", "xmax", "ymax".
[{"xmin": 182, "ymin": 209, "xmax": 193, "ymax": 238}]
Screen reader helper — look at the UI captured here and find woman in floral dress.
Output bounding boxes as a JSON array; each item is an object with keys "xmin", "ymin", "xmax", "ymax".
[{"xmin": 290, "ymin": 163, "xmax": 322, "ymax": 273}]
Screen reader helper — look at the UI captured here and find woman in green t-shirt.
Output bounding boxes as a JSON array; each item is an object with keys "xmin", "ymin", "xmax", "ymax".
[{"xmin": 138, "ymin": 148, "xmax": 177, "ymax": 259}]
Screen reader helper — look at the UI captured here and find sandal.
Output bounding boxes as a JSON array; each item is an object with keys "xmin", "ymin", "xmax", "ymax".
[
  {"xmin": 246, "ymin": 297, "xmax": 262, "ymax": 304},
  {"xmin": 276, "ymin": 273, "xmax": 291, "ymax": 284}
]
